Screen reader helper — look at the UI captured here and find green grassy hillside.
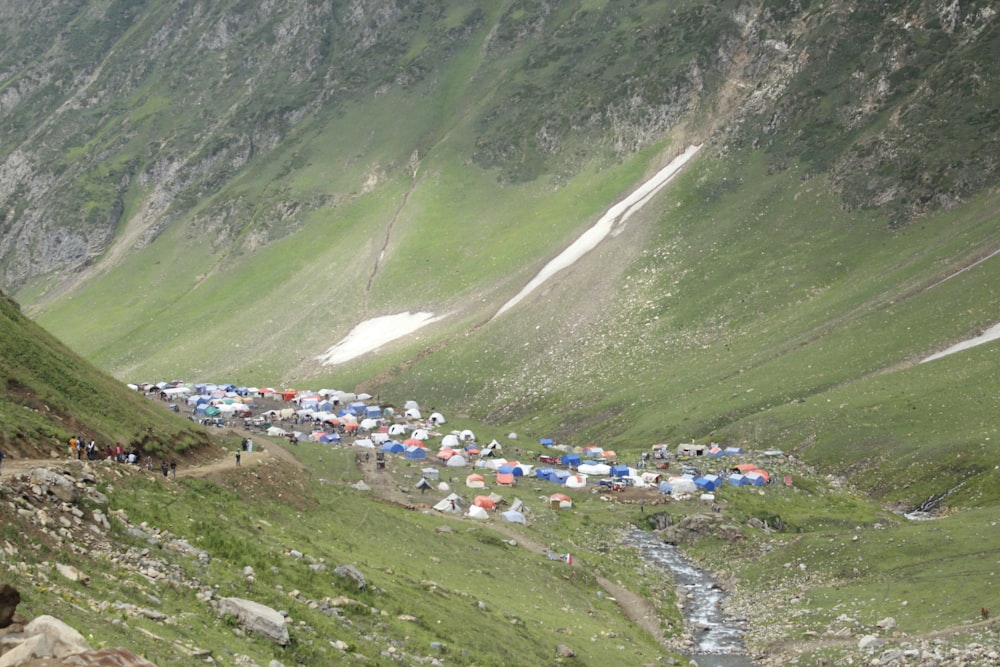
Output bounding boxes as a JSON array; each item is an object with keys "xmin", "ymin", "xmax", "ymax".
[{"xmin": 0, "ymin": 291, "xmax": 211, "ymax": 459}]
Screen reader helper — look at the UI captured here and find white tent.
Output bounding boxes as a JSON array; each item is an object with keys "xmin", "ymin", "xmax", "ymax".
[
  {"xmin": 388, "ymin": 424, "xmax": 408, "ymax": 435},
  {"xmin": 404, "ymin": 408, "xmax": 422, "ymax": 419},
  {"xmin": 429, "ymin": 412, "xmax": 446, "ymax": 425},
  {"xmin": 404, "ymin": 400, "xmax": 420, "ymax": 411},
  {"xmin": 441, "ymin": 434, "xmax": 460, "ymax": 448},
  {"xmin": 578, "ymin": 463, "xmax": 611, "ymax": 476},
  {"xmin": 445, "ymin": 455, "xmax": 468, "ymax": 467},
  {"xmin": 433, "ymin": 493, "xmax": 464, "ymax": 513},
  {"xmin": 564, "ymin": 474, "xmax": 588, "ymax": 489},
  {"xmin": 412, "ymin": 428, "xmax": 429, "ymax": 440},
  {"xmin": 354, "ymin": 438, "xmax": 375, "ymax": 449},
  {"xmin": 466, "ymin": 505, "xmax": 490, "ymax": 520},
  {"xmin": 360, "ymin": 418, "xmax": 379, "ymax": 430},
  {"xmin": 266, "ymin": 426, "xmax": 287, "ymax": 437},
  {"xmin": 459, "ymin": 429, "xmax": 476, "ymax": 442},
  {"xmin": 501, "ymin": 510, "xmax": 526, "ymax": 524},
  {"xmin": 371, "ymin": 432, "xmax": 389, "ymax": 444}
]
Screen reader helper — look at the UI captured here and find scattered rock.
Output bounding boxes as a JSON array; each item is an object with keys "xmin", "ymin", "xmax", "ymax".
[
  {"xmin": 333, "ymin": 565, "xmax": 366, "ymax": 591},
  {"xmin": 555, "ymin": 643, "xmax": 575, "ymax": 657},
  {"xmin": 217, "ymin": 597, "xmax": 290, "ymax": 646}
]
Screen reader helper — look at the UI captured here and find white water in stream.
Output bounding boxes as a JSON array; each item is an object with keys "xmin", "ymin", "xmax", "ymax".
[{"xmin": 625, "ymin": 529, "xmax": 759, "ymax": 667}]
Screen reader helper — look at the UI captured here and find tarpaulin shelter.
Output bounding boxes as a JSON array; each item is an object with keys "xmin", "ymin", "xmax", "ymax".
[
  {"xmin": 501, "ymin": 510, "xmax": 526, "ymax": 524},
  {"xmin": 433, "ymin": 493, "xmax": 464, "ymax": 513},
  {"xmin": 473, "ymin": 496, "xmax": 496, "ymax": 510}
]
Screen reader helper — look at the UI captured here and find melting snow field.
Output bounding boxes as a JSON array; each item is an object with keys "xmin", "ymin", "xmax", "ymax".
[
  {"xmin": 316, "ymin": 312, "xmax": 445, "ymax": 366},
  {"xmin": 317, "ymin": 146, "xmax": 703, "ymax": 365},
  {"xmin": 921, "ymin": 321, "xmax": 1000, "ymax": 363},
  {"xmin": 493, "ymin": 144, "xmax": 702, "ymax": 319}
]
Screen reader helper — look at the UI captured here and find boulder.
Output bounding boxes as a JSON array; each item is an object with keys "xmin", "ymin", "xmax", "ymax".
[
  {"xmin": 218, "ymin": 598, "xmax": 289, "ymax": 646},
  {"xmin": 27, "ymin": 469, "xmax": 79, "ymax": 504},
  {"xmin": 333, "ymin": 565, "xmax": 366, "ymax": 591},
  {"xmin": 0, "ymin": 615, "xmax": 89, "ymax": 666}
]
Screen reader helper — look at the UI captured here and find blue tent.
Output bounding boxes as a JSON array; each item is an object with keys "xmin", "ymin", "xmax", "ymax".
[
  {"xmin": 539, "ymin": 438, "xmax": 554, "ymax": 446},
  {"xmin": 694, "ymin": 477, "xmax": 717, "ymax": 491},
  {"xmin": 724, "ymin": 446, "xmax": 743, "ymax": 455},
  {"xmin": 381, "ymin": 441, "xmax": 405, "ymax": 454},
  {"xmin": 405, "ymin": 446, "xmax": 426, "ymax": 460},
  {"xmin": 536, "ymin": 467, "xmax": 555, "ymax": 479},
  {"xmin": 658, "ymin": 481, "xmax": 674, "ymax": 494},
  {"xmin": 548, "ymin": 469, "xmax": 571, "ymax": 484},
  {"xmin": 560, "ymin": 453, "xmax": 581, "ymax": 468},
  {"xmin": 365, "ymin": 406, "xmax": 382, "ymax": 418},
  {"xmin": 320, "ymin": 433, "xmax": 341, "ymax": 444},
  {"xmin": 728, "ymin": 474, "xmax": 749, "ymax": 487},
  {"xmin": 498, "ymin": 464, "xmax": 518, "ymax": 475},
  {"xmin": 610, "ymin": 464, "xmax": 630, "ymax": 478}
]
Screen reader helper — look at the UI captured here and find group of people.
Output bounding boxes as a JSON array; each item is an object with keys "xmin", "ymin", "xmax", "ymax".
[
  {"xmin": 68, "ymin": 436, "xmax": 100, "ymax": 461},
  {"xmin": 66, "ymin": 435, "xmax": 177, "ymax": 479}
]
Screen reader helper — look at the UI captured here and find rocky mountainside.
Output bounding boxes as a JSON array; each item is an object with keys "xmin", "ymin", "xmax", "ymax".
[{"xmin": 0, "ymin": 0, "xmax": 995, "ymax": 293}]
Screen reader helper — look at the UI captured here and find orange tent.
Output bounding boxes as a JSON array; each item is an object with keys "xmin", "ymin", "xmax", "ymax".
[
  {"xmin": 473, "ymin": 496, "xmax": 496, "ymax": 510},
  {"xmin": 403, "ymin": 438, "xmax": 425, "ymax": 448},
  {"xmin": 496, "ymin": 472, "xmax": 515, "ymax": 486},
  {"xmin": 733, "ymin": 463, "xmax": 758, "ymax": 473},
  {"xmin": 436, "ymin": 448, "xmax": 457, "ymax": 460},
  {"xmin": 748, "ymin": 468, "xmax": 770, "ymax": 482}
]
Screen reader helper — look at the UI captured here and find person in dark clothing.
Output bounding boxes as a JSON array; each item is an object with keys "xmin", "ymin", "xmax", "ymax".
[{"xmin": 235, "ymin": 450, "xmax": 241, "ymax": 466}]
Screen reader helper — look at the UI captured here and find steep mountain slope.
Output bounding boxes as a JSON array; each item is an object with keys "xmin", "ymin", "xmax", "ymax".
[
  {"xmin": 1, "ymin": 0, "xmax": 998, "ymax": 509},
  {"xmin": 0, "ymin": 290, "xmax": 212, "ymax": 459}
]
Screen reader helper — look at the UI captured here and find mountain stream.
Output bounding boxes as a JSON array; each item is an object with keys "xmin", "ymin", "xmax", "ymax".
[{"xmin": 624, "ymin": 529, "xmax": 760, "ymax": 667}]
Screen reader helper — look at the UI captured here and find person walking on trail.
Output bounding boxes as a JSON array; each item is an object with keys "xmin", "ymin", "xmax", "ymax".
[
  {"xmin": 235, "ymin": 450, "xmax": 241, "ymax": 466},
  {"xmin": 0, "ymin": 449, "xmax": 5, "ymax": 475},
  {"xmin": 170, "ymin": 461, "xmax": 177, "ymax": 478}
]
